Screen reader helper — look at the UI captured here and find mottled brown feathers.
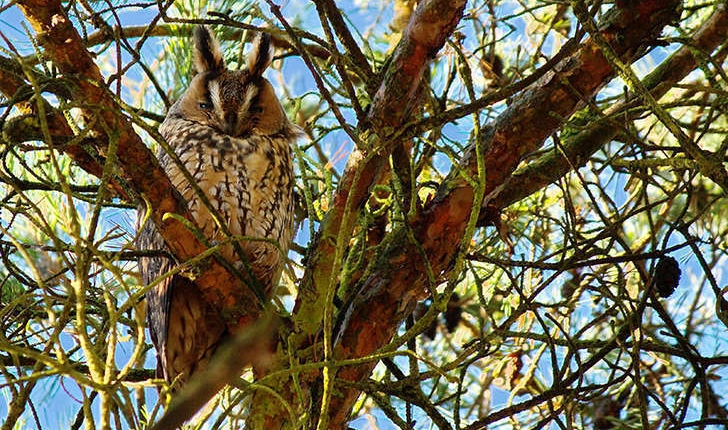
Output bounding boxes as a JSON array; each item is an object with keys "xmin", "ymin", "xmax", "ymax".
[
  {"xmin": 138, "ymin": 26, "xmax": 299, "ymax": 388},
  {"xmin": 192, "ymin": 26, "xmax": 223, "ymax": 74},
  {"xmin": 247, "ymin": 33, "xmax": 273, "ymax": 77}
]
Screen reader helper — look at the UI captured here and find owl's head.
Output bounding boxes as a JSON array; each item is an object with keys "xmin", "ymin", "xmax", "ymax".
[{"xmin": 170, "ymin": 26, "xmax": 290, "ymax": 137}]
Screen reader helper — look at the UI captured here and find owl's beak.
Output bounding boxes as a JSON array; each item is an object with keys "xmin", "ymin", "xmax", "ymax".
[
  {"xmin": 226, "ymin": 116, "xmax": 253, "ymax": 137},
  {"xmin": 222, "ymin": 111, "xmax": 238, "ymax": 136},
  {"xmin": 223, "ymin": 122, "xmax": 237, "ymax": 136}
]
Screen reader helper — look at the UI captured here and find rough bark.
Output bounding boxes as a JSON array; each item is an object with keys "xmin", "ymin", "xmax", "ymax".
[
  {"xmin": 293, "ymin": 0, "xmax": 469, "ymax": 338},
  {"xmin": 325, "ymin": 0, "xmax": 681, "ymax": 427},
  {"xmin": 492, "ymin": 2, "xmax": 728, "ymax": 209},
  {"xmin": 252, "ymin": 1, "xmax": 469, "ymax": 427}
]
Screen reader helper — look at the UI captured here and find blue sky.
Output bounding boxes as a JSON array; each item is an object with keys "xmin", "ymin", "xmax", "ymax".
[{"xmin": 1, "ymin": 1, "xmax": 727, "ymax": 429}]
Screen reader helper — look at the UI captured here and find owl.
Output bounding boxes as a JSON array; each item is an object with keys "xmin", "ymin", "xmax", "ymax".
[{"xmin": 137, "ymin": 26, "xmax": 299, "ymax": 388}]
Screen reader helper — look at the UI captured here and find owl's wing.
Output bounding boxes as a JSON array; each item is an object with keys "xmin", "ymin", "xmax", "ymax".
[
  {"xmin": 137, "ymin": 216, "xmax": 227, "ymax": 387},
  {"xmin": 137, "ymin": 216, "xmax": 174, "ymax": 379}
]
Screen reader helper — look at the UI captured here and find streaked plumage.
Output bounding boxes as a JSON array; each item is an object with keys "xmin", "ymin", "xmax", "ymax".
[{"xmin": 138, "ymin": 26, "xmax": 299, "ymax": 387}]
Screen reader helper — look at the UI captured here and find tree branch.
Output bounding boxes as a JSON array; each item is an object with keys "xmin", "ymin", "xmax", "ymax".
[
  {"xmin": 493, "ymin": 2, "xmax": 727, "ymax": 209},
  {"xmin": 0, "ymin": 55, "xmax": 129, "ymax": 199},
  {"xmin": 327, "ymin": 0, "xmax": 681, "ymax": 426},
  {"xmin": 83, "ymin": 24, "xmax": 331, "ymax": 61},
  {"xmin": 292, "ymin": 0, "xmax": 467, "ymax": 337},
  {"xmin": 0, "ymin": 353, "xmax": 155, "ymax": 382},
  {"xmin": 254, "ymin": 0, "xmax": 468, "ymax": 426}
]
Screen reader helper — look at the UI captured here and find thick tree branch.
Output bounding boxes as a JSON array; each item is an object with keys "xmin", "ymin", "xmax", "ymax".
[
  {"xmin": 574, "ymin": 0, "xmax": 728, "ymax": 192},
  {"xmin": 293, "ymin": 0, "xmax": 467, "ymax": 336},
  {"xmin": 0, "ymin": 55, "xmax": 129, "ymax": 198},
  {"xmin": 255, "ymin": 0, "xmax": 468, "ymax": 426},
  {"xmin": 327, "ymin": 0, "xmax": 681, "ymax": 426},
  {"xmin": 494, "ymin": 3, "xmax": 728, "ymax": 209},
  {"xmin": 15, "ymin": 0, "xmax": 258, "ymax": 328}
]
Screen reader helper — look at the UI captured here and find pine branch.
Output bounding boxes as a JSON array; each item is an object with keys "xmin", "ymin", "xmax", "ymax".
[
  {"xmin": 325, "ymin": 0, "xmax": 682, "ymax": 426},
  {"xmin": 494, "ymin": 3, "xmax": 728, "ymax": 209}
]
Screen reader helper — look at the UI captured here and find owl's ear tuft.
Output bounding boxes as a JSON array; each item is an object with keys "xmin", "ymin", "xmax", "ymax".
[
  {"xmin": 193, "ymin": 26, "xmax": 224, "ymax": 74},
  {"xmin": 246, "ymin": 33, "xmax": 273, "ymax": 77}
]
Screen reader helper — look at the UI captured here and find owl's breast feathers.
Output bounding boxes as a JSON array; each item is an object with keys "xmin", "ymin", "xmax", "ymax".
[{"xmin": 158, "ymin": 116, "xmax": 298, "ymax": 287}]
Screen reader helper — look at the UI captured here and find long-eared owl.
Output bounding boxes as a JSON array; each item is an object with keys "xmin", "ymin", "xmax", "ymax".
[{"xmin": 137, "ymin": 26, "xmax": 299, "ymax": 388}]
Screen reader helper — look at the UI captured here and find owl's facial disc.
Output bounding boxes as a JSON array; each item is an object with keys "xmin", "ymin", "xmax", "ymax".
[{"xmin": 206, "ymin": 72, "xmax": 260, "ymax": 137}]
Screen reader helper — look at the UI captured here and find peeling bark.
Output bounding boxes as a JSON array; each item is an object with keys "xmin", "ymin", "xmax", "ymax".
[
  {"xmin": 324, "ymin": 0, "xmax": 681, "ymax": 426},
  {"xmin": 494, "ymin": 3, "xmax": 727, "ymax": 209},
  {"xmin": 293, "ymin": 0, "xmax": 468, "ymax": 338}
]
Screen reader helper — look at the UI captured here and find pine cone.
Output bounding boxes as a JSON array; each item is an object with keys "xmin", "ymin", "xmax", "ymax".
[{"xmin": 654, "ymin": 256, "xmax": 681, "ymax": 298}]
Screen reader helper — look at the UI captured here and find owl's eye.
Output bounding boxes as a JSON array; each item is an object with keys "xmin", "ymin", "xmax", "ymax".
[
  {"xmin": 198, "ymin": 102, "xmax": 213, "ymax": 110},
  {"xmin": 250, "ymin": 106, "xmax": 263, "ymax": 114}
]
